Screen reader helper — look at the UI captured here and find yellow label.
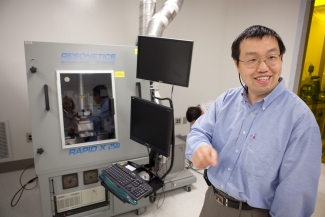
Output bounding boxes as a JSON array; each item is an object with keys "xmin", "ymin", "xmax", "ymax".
[
  {"xmin": 135, "ymin": 48, "xmax": 138, "ymax": 54},
  {"xmin": 115, "ymin": 71, "xmax": 125, "ymax": 78},
  {"xmin": 79, "ymin": 95, "xmax": 85, "ymax": 99}
]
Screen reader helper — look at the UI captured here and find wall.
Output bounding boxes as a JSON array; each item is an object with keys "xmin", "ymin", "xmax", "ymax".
[
  {"xmin": 219, "ymin": 0, "xmax": 302, "ymax": 92},
  {"xmin": 0, "ymin": 0, "xmax": 307, "ymax": 162}
]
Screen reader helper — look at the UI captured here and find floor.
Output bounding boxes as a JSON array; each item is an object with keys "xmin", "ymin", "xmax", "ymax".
[{"xmin": 0, "ymin": 164, "xmax": 324, "ymax": 217}]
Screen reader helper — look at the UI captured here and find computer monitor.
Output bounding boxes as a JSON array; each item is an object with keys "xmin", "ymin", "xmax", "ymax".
[
  {"xmin": 130, "ymin": 96, "xmax": 173, "ymax": 157},
  {"xmin": 136, "ymin": 36, "xmax": 194, "ymax": 87}
]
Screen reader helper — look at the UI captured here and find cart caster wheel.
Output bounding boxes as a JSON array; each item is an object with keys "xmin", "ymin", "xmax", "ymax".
[
  {"xmin": 183, "ymin": 185, "xmax": 191, "ymax": 192},
  {"xmin": 135, "ymin": 207, "xmax": 146, "ymax": 215}
]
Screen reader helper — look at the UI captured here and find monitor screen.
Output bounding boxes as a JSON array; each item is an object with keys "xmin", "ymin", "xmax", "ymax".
[
  {"xmin": 136, "ymin": 36, "xmax": 194, "ymax": 87},
  {"xmin": 130, "ymin": 96, "xmax": 173, "ymax": 157}
]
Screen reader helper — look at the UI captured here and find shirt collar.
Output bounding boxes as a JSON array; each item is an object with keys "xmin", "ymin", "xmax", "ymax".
[
  {"xmin": 262, "ymin": 77, "xmax": 286, "ymax": 109},
  {"xmin": 100, "ymin": 98, "xmax": 108, "ymax": 107},
  {"xmin": 241, "ymin": 88, "xmax": 248, "ymax": 105}
]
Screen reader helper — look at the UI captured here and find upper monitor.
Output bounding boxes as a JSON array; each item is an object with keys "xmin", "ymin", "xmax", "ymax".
[{"xmin": 136, "ymin": 36, "xmax": 194, "ymax": 87}]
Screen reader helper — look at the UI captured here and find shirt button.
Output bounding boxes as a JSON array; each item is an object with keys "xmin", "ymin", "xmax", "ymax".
[
  {"xmin": 235, "ymin": 149, "xmax": 239, "ymax": 153},
  {"xmin": 243, "ymin": 131, "xmax": 246, "ymax": 134},
  {"xmin": 228, "ymin": 168, "xmax": 231, "ymax": 171},
  {"xmin": 262, "ymin": 107, "xmax": 265, "ymax": 110},
  {"xmin": 221, "ymin": 185, "xmax": 224, "ymax": 188},
  {"xmin": 250, "ymin": 112, "xmax": 254, "ymax": 115}
]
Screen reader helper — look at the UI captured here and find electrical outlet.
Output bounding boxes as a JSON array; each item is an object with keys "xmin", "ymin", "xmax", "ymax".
[
  {"xmin": 175, "ymin": 117, "xmax": 182, "ymax": 125},
  {"xmin": 26, "ymin": 133, "xmax": 32, "ymax": 143}
]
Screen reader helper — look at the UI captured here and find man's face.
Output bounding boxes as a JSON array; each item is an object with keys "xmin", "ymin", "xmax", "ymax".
[
  {"xmin": 93, "ymin": 93, "xmax": 100, "ymax": 104},
  {"xmin": 235, "ymin": 36, "xmax": 282, "ymax": 103}
]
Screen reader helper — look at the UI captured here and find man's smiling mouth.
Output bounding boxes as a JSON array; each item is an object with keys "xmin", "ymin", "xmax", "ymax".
[{"xmin": 255, "ymin": 76, "xmax": 271, "ymax": 81}]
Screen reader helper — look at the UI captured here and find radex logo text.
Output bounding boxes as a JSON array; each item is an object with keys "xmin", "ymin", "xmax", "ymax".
[
  {"xmin": 68, "ymin": 143, "xmax": 120, "ymax": 155},
  {"xmin": 61, "ymin": 52, "xmax": 116, "ymax": 65}
]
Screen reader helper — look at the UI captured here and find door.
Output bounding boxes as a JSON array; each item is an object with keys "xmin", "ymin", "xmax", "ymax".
[{"xmin": 297, "ymin": 0, "xmax": 325, "ymax": 163}]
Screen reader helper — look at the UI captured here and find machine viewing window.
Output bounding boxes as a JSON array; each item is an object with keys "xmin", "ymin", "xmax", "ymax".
[
  {"xmin": 57, "ymin": 70, "xmax": 117, "ymax": 149},
  {"xmin": 130, "ymin": 96, "xmax": 173, "ymax": 157},
  {"xmin": 136, "ymin": 36, "xmax": 194, "ymax": 87}
]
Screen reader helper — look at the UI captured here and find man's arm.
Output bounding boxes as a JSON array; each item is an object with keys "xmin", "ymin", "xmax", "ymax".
[
  {"xmin": 186, "ymin": 99, "xmax": 218, "ymax": 169},
  {"xmin": 88, "ymin": 99, "xmax": 110, "ymax": 123},
  {"xmin": 270, "ymin": 126, "xmax": 321, "ymax": 217}
]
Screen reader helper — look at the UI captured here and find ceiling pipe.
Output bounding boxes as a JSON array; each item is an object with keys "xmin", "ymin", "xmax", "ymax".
[
  {"xmin": 146, "ymin": 0, "xmax": 184, "ymax": 37},
  {"xmin": 139, "ymin": 0, "xmax": 156, "ymax": 37}
]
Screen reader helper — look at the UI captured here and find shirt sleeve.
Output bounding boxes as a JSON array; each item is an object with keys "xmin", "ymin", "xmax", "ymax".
[
  {"xmin": 186, "ymin": 97, "xmax": 220, "ymax": 161},
  {"xmin": 269, "ymin": 124, "xmax": 322, "ymax": 217},
  {"xmin": 88, "ymin": 99, "xmax": 110, "ymax": 123}
]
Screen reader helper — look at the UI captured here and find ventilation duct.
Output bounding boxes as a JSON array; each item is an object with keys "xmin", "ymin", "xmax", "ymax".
[
  {"xmin": 139, "ymin": 0, "xmax": 156, "ymax": 36},
  {"xmin": 146, "ymin": 0, "xmax": 184, "ymax": 37}
]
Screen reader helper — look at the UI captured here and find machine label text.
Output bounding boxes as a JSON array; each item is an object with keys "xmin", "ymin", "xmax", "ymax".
[
  {"xmin": 68, "ymin": 143, "xmax": 121, "ymax": 155},
  {"xmin": 61, "ymin": 53, "xmax": 116, "ymax": 65}
]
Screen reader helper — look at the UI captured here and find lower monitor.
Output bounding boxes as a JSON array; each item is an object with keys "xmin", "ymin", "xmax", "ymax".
[{"xmin": 130, "ymin": 96, "xmax": 173, "ymax": 157}]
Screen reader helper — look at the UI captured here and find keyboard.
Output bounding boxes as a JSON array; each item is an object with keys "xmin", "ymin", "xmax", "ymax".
[{"xmin": 100, "ymin": 164, "xmax": 153, "ymax": 201}]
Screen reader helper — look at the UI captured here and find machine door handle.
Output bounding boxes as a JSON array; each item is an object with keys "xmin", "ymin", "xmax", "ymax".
[
  {"xmin": 44, "ymin": 84, "xmax": 50, "ymax": 111},
  {"xmin": 136, "ymin": 82, "xmax": 142, "ymax": 98},
  {"xmin": 108, "ymin": 98, "xmax": 115, "ymax": 115}
]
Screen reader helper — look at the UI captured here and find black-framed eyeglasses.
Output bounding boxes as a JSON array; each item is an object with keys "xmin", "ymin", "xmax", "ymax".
[{"xmin": 239, "ymin": 54, "xmax": 282, "ymax": 69}]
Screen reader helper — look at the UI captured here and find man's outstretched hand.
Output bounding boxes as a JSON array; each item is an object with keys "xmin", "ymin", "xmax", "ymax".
[{"xmin": 192, "ymin": 145, "xmax": 218, "ymax": 169}]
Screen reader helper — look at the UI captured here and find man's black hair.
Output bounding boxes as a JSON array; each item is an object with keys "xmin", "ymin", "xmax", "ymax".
[
  {"xmin": 186, "ymin": 107, "xmax": 202, "ymax": 123},
  {"xmin": 92, "ymin": 85, "xmax": 108, "ymax": 98},
  {"xmin": 231, "ymin": 25, "xmax": 286, "ymax": 65}
]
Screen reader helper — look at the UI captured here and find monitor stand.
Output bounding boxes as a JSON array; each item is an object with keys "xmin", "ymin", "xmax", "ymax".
[
  {"xmin": 157, "ymin": 136, "xmax": 196, "ymax": 192},
  {"xmin": 127, "ymin": 160, "xmax": 164, "ymax": 194}
]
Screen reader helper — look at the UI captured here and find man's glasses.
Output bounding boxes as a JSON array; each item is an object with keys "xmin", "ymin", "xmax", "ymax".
[{"xmin": 239, "ymin": 54, "xmax": 282, "ymax": 69}]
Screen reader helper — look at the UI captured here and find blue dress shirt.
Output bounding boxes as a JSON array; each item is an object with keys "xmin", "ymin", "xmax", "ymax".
[
  {"xmin": 186, "ymin": 78, "xmax": 322, "ymax": 217},
  {"xmin": 88, "ymin": 98, "xmax": 114, "ymax": 135}
]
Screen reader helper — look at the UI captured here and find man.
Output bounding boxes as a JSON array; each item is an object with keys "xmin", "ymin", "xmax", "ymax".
[
  {"xmin": 186, "ymin": 25, "xmax": 321, "ymax": 217},
  {"xmin": 186, "ymin": 100, "xmax": 214, "ymax": 124},
  {"xmin": 88, "ymin": 85, "xmax": 115, "ymax": 140}
]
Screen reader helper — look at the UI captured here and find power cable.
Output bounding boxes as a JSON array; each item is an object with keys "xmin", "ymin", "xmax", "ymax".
[
  {"xmin": 11, "ymin": 164, "xmax": 38, "ymax": 207},
  {"xmin": 156, "ymin": 185, "xmax": 166, "ymax": 210}
]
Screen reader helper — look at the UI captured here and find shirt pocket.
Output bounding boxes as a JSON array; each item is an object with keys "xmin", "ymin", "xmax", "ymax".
[{"xmin": 240, "ymin": 137, "xmax": 279, "ymax": 177}]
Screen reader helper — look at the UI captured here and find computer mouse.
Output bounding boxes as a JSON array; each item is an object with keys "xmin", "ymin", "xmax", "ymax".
[{"xmin": 138, "ymin": 171, "xmax": 150, "ymax": 181}]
